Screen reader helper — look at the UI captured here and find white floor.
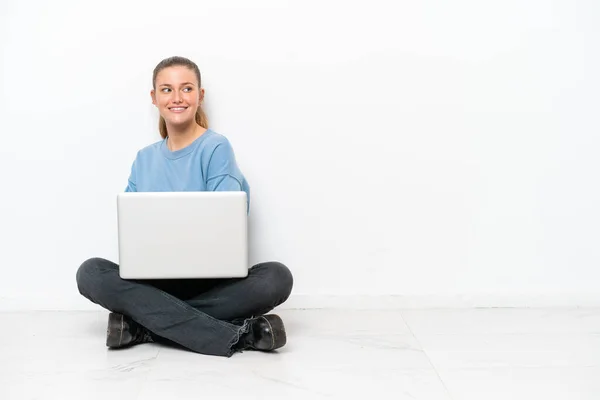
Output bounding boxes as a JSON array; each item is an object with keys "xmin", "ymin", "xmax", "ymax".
[{"xmin": 2, "ymin": 308, "xmax": 600, "ymax": 400}]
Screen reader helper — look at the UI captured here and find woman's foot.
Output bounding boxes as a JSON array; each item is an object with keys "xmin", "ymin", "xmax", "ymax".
[
  {"xmin": 236, "ymin": 314, "xmax": 287, "ymax": 351},
  {"xmin": 106, "ymin": 312, "xmax": 154, "ymax": 348}
]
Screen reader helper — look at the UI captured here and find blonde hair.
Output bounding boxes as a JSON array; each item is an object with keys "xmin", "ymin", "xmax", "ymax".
[{"xmin": 152, "ymin": 56, "xmax": 209, "ymax": 139}]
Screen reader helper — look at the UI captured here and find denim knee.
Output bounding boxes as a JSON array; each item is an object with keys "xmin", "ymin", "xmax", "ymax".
[
  {"xmin": 76, "ymin": 257, "xmax": 108, "ymax": 298},
  {"xmin": 263, "ymin": 261, "xmax": 294, "ymax": 303}
]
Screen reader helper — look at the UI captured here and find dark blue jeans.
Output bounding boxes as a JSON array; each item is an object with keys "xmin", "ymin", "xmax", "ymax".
[{"xmin": 76, "ymin": 257, "xmax": 293, "ymax": 357}]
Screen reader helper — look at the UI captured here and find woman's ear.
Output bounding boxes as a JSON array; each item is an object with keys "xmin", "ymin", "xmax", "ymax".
[{"xmin": 150, "ymin": 89, "xmax": 157, "ymax": 106}]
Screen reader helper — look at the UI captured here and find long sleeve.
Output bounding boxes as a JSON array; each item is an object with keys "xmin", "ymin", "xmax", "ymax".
[
  {"xmin": 206, "ymin": 141, "xmax": 250, "ymax": 212},
  {"xmin": 124, "ymin": 158, "xmax": 137, "ymax": 192}
]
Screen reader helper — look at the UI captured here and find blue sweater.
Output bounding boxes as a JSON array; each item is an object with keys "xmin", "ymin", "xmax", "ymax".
[{"xmin": 125, "ymin": 129, "xmax": 250, "ymax": 211}]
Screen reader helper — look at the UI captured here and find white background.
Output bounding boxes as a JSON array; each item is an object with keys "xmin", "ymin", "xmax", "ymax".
[{"xmin": 1, "ymin": 0, "xmax": 599, "ymax": 310}]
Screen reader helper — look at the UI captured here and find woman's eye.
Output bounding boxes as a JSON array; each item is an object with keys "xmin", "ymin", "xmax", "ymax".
[
  {"xmin": 161, "ymin": 88, "xmax": 171, "ymax": 93},
  {"xmin": 183, "ymin": 87, "xmax": 193, "ymax": 92}
]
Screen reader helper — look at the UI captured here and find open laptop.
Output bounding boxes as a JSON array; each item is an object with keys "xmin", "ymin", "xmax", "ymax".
[{"xmin": 117, "ymin": 191, "xmax": 248, "ymax": 279}]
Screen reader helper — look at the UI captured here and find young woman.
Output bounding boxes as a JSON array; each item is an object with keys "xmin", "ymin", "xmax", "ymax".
[{"xmin": 76, "ymin": 56, "xmax": 293, "ymax": 357}]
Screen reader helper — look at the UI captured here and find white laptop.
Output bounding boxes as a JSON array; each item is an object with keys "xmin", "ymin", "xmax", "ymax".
[{"xmin": 117, "ymin": 191, "xmax": 248, "ymax": 279}]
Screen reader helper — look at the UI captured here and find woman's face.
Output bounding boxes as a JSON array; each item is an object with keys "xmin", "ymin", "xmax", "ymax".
[{"xmin": 151, "ymin": 66, "xmax": 204, "ymax": 128}]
